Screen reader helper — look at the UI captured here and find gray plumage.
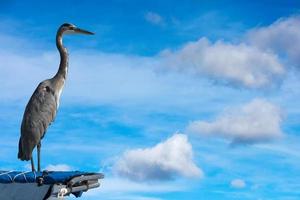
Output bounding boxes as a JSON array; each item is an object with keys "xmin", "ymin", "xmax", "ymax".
[
  {"xmin": 19, "ymin": 80, "xmax": 56, "ymax": 160},
  {"xmin": 18, "ymin": 23, "xmax": 94, "ymax": 172}
]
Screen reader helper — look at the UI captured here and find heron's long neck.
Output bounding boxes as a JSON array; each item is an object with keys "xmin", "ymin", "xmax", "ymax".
[{"xmin": 54, "ymin": 32, "xmax": 68, "ymax": 80}]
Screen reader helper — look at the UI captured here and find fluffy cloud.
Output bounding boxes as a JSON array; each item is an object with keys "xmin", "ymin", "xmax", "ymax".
[
  {"xmin": 231, "ymin": 179, "xmax": 246, "ymax": 189},
  {"xmin": 160, "ymin": 38, "xmax": 284, "ymax": 88},
  {"xmin": 145, "ymin": 12, "xmax": 164, "ymax": 26},
  {"xmin": 114, "ymin": 134, "xmax": 202, "ymax": 181},
  {"xmin": 160, "ymin": 15, "xmax": 300, "ymax": 89},
  {"xmin": 187, "ymin": 98, "xmax": 283, "ymax": 144},
  {"xmin": 247, "ymin": 15, "xmax": 300, "ymax": 67}
]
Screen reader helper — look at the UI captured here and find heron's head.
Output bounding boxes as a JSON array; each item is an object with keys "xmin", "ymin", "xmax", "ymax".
[{"xmin": 59, "ymin": 23, "xmax": 94, "ymax": 35}]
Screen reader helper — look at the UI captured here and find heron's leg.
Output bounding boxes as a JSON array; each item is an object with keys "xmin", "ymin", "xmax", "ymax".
[
  {"xmin": 37, "ymin": 142, "xmax": 41, "ymax": 172},
  {"xmin": 31, "ymin": 157, "xmax": 35, "ymax": 172}
]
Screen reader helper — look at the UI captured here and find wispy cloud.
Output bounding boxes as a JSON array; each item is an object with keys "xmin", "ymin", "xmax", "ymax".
[
  {"xmin": 96, "ymin": 177, "xmax": 185, "ymax": 193},
  {"xmin": 144, "ymin": 12, "xmax": 165, "ymax": 26},
  {"xmin": 114, "ymin": 134, "xmax": 202, "ymax": 181},
  {"xmin": 187, "ymin": 98, "xmax": 284, "ymax": 144},
  {"xmin": 23, "ymin": 163, "xmax": 73, "ymax": 171},
  {"xmin": 230, "ymin": 179, "xmax": 246, "ymax": 189},
  {"xmin": 45, "ymin": 164, "xmax": 73, "ymax": 171},
  {"xmin": 83, "ymin": 176, "xmax": 186, "ymax": 200},
  {"xmin": 174, "ymin": 11, "xmax": 246, "ymax": 40}
]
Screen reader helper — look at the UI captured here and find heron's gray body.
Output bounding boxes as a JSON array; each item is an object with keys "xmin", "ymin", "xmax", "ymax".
[
  {"xmin": 18, "ymin": 79, "xmax": 63, "ymax": 161},
  {"xmin": 17, "ymin": 23, "xmax": 93, "ymax": 171}
]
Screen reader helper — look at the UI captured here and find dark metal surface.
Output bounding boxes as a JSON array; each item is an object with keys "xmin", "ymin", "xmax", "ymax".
[{"xmin": 0, "ymin": 171, "xmax": 104, "ymax": 199}]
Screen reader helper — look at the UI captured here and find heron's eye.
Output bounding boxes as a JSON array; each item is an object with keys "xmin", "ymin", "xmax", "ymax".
[{"xmin": 45, "ymin": 86, "xmax": 51, "ymax": 92}]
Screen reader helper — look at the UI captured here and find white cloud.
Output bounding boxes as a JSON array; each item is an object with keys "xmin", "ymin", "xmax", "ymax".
[
  {"xmin": 45, "ymin": 164, "xmax": 73, "ymax": 171},
  {"xmin": 0, "ymin": 48, "xmax": 169, "ymax": 106},
  {"xmin": 24, "ymin": 163, "xmax": 73, "ymax": 171},
  {"xmin": 24, "ymin": 164, "xmax": 33, "ymax": 171},
  {"xmin": 145, "ymin": 12, "xmax": 164, "ymax": 26},
  {"xmin": 187, "ymin": 98, "xmax": 284, "ymax": 144},
  {"xmin": 160, "ymin": 38, "xmax": 284, "ymax": 88},
  {"xmin": 84, "ymin": 176, "xmax": 188, "ymax": 200},
  {"xmin": 160, "ymin": 15, "xmax": 300, "ymax": 88},
  {"xmin": 247, "ymin": 15, "xmax": 300, "ymax": 67},
  {"xmin": 96, "ymin": 177, "xmax": 184, "ymax": 193},
  {"xmin": 114, "ymin": 134, "xmax": 202, "ymax": 181},
  {"xmin": 231, "ymin": 179, "xmax": 246, "ymax": 189}
]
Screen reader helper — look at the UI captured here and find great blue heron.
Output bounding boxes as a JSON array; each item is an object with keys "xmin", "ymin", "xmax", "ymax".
[{"xmin": 18, "ymin": 23, "xmax": 94, "ymax": 172}]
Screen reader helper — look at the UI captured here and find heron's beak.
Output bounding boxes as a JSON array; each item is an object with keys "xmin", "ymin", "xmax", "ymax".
[{"xmin": 74, "ymin": 27, "xmax": 94, "ymax": 35}]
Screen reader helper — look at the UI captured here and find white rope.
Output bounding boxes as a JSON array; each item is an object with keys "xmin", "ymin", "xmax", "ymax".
[
  {"xmin": 0, "ymin": 171, "xmax": 14, "ymax": 176},
  {"xmin": 0, "ymin": 170, "xmax": 15, "ymax": 182},
  {"xmin": 0, "ymin": 171, "xmax": 39, "ymax": 183},
  {"xmin": 13, "ymin": 171, "xmax": 32, "ymax": 183},
  {"xmin": 33, "ymin": 171, "xmax": 37, "ymax": 180}
]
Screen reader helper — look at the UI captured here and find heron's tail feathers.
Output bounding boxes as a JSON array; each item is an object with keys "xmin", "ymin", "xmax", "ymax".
[{"xmin": 18, "ymin": 137, "xmax": 34, "ymax": 161}]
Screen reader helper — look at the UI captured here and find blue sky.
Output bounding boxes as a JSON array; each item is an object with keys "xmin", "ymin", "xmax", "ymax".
[{"xmin": 1, "ymin": 1, "xmax": 300, "ymax": 199}]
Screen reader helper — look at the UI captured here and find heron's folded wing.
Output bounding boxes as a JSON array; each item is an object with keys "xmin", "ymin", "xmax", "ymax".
[{"xmin": 21, "ymin": 82, "xmax": 57, "ymax": 139}]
